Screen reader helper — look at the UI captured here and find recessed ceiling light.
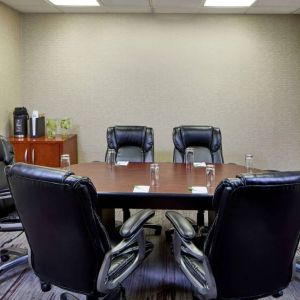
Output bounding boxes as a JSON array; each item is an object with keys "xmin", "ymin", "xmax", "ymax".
[
  {"xmin": 48, "ymin": 0, "xmax": 100, "ymax": 6},
  {"xmin": 204, "ymin": 0, "xmax": 256, "ymax": 7}
]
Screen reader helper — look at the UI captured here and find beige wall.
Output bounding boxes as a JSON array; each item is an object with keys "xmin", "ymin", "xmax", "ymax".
[
  {"xmin": 0, "ymin": 3, "xmax": 21, "ymax": 136},
  {"xmin": 21, "ymin": 14, "xmax": 300, "ymax": 170}
]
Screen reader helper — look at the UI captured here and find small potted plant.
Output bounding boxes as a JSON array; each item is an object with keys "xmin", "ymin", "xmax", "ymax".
[
  {"xmin": 60, "ymin": 118, "xmax": 71, "ymax": 137},
  {"xmin": 46, "ymin": 119, "xmax": 57, "ymax": 139}
]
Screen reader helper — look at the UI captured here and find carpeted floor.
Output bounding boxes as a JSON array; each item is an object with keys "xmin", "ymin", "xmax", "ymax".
[{"xmin": 0, "ymin": 210, "xmax": 300, "ymax": 300}]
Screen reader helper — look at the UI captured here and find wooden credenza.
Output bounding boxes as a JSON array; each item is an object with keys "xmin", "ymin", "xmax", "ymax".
[{"xmin": 9, "ymin": 135, "xmax": 78, "ymax": 167}]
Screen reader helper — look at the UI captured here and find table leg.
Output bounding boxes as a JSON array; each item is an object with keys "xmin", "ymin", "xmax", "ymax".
[
  {"xmin": 197, "ymin": 210, "xmax": 205, "ymax": 227},
  {"xmin": 98, "ymin": 208, "xmax": 115, "ymax": 231}
]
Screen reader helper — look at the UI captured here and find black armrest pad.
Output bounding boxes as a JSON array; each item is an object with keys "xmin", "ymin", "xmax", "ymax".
[
  {"xmin": 165, "ymin": 211, "xmax": 195, "ymax": 240},
  {"xmin": 120, "ymin": 209, "xmax": 155, "ymax": 238}
]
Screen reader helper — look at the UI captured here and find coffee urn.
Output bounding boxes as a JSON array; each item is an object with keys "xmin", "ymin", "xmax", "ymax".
[{"xmin": 13, "ymin": 107, "xmax": 29, "ymax": 138}]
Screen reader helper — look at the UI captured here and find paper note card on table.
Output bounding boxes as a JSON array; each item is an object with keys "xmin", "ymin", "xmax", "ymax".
[
  {"xmin": 116, "ymin": 161, "xmax": 129, "ymax": 166},
  {"xmin": 190, "ymin": 186, "xmax": 208, "ymax": 194},
  {"xmin": 133, "ymin": 185, "xmax": 150, "ymax": 193},
  {"xmin": 193, "ymin": 162, "xmax": 206, "ymax": 167}
]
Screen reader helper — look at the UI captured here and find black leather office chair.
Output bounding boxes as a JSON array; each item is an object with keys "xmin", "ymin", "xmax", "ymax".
[
  {"xmin": 166, "ymin": 171, "xmax": 300, "ymax": 300},
  {"xmin": 167, "ymin": 126, "xmax": 224, "ymax": 239},
  {"xmin": 106, "ymin": 126, "xmax": 154, "ymax": 163},
  {"xmin": 6, "ymin": 163, "xmax": 155, "ymax": 300},
  {"xmin": 106, "ymin": 126, "xmax": 162, "ymax": 235},
  {"xmin": 0, "ymin": 136, "xmax": 28, "ymax": 276},
  {"xmin": 173, "ymin": 126, "xmax": 223, "ymax": 165}
]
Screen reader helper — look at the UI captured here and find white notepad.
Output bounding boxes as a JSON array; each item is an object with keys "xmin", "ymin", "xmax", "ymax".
[
  {"xmin": 133, "ymin": 185, "xmax": 150, "ymax": 193},
  {"xmin": 116, "ymin": 161, "xmax": 129, "ymax": 166},
  {"xmin": 193, "ymin": 162, "xmax": 206, "ymax": 167},
  {"xmin": 189, "ymin": 186, "xmax": 208, "ymax": 194}
]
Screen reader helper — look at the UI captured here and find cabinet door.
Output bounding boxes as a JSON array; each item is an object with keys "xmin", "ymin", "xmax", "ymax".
[
  {"xmin": 12, "ymin": 142, "xmax": 31, "ymax": 163},
  {"xmin": 31, "ymin": 143, "xmax": 60, "ymax": 167}
]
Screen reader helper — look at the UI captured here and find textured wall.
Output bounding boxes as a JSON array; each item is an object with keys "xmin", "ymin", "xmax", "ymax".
[
  {"xmin": 0, "ymin": 3, "xmax": 21, "ymax": 136},
  {"xmin": 22, "ymin": 14, "xmax": 300, "ymax": 170}
]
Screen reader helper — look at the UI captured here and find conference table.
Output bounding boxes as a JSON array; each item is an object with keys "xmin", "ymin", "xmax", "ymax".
[{"xmin": 71, "ymin": 162, "xmax": 250, "ymax": 228}]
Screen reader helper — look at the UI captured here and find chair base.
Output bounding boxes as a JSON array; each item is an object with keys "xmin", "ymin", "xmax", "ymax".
[{"xmin": 0, "ymin": 247, "xmax": 28, "ymax": 275}]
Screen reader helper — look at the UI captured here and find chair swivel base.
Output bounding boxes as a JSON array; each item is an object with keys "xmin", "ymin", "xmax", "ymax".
[{"xmin": 0, "ymin": 247, "xmax": 28, "ymax": 275}]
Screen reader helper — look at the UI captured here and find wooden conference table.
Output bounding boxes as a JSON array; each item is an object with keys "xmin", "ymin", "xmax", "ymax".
[{"xmin": 71, "ymin": 162, "xmax": 250, "ymax": 227}]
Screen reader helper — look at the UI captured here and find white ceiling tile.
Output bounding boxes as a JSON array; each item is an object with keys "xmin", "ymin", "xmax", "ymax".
[
  {"xmin": 153, "ymin": 7, "xmax": 199, "ymax": 13},
  {"xmin": 15, "ymin": 5, "xmax": 61, "ymax": 13},
  {"xmin": 58, "ymin": 6, "xmax": 107, "ymax": 13},
  {"xmin": 151, "ymin": 0, "xmax": 203, "ymax": 13},
  {"xmin": 1, "ymin": 0, "xmax": 61, "ymax": 13},
  {"xmin": 254, "ymin": 0, "xmax": 300, "ymax": 7},
  {"xmin": 246, "ymin": 6, "xmax": 299, "ymax": 13},
  {"xmin": 198, "ymin": 7, "xmax": 248, "ymax": 13},
  {"xmin": 101, "ymin": 0, "xmax": 149, "ymax": 7},
  {"xmin": 104, "ymin": 6, "xmax": 151, "ymax": 13},
  {"xmin": 152, "ymin": 0, "xmax": 203, "ymax": 9},
  {"xmin": 98, "ymin": 0, "xmax": 151, "ymax": 12}
]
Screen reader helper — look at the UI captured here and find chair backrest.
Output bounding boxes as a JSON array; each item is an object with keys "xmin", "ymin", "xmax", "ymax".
[
  {"xmin": 106, "ymin": 126, "xmax": 154, "ymax": 162},
  {"xmin": 204, "ymin": 171, "xmax": 300, "ymax": 299},
  {"xmin": 6, "ymin": 163, "xmax": 111, "ymax": 295},
  {"xmin": 0, "ymin": 135, "xmax": 14, "ymax": 192},
  {"xmin": 0, "ymin": 135, "xmax": 15, "ymax": 217},
  {"xmin": 172, "ymin": 126, "xmax": 223, "ymax": 163}
]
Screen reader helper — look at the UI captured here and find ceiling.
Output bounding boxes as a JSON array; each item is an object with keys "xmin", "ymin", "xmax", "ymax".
[{"xmin": 1, "ymin": 0, "xmax": 300, "ymax": 14}]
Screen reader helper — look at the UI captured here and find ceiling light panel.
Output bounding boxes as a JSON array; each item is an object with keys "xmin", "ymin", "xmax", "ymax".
[
  {"xmin": 48, "ymin": 0, "xmax": 100, "ymax": 6},
  {"xmin": 205, "ymin": 0, "xmax": 256, "ymax": 6}
]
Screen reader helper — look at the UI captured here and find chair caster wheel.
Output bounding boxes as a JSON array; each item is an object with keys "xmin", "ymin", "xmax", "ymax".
[
  {"xmin": 1, "ymin": 254, "xmax": 10, "ymax": 262},
  {"xmin": 272, "ymin": 291, "xmax": 283, "ymax": 298},
  {"xmin": 0, "ymin": 249, "xmax": 9, "ymax": 262},
  {"xmin": 41, "ymin": 282, "xmax": 51, "ymax": 292}
]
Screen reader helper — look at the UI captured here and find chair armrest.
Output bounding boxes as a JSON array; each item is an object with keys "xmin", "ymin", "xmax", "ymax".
[
  {"xmin": 166, "ymin": 211, "xmax": 217, "ymax": 300},
  {"xmin": 165, "ymin": 211, "xmax": 195, "ymax": 240},
  {"xmin": 120, "ymin": 209, "xmax": 155, "ymax": 238},
  {"xmin": 97, "ymin": 209, "xmax": 155, "ymax": 294},
  {"xmin": 0, "ymin": 191, "xmax": 12, "ymax": 200}
]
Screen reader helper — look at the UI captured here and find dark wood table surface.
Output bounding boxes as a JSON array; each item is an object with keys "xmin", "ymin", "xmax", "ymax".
[{"xmin": 71, "ymin": 162, "xmax": 249, "ymax": 210}]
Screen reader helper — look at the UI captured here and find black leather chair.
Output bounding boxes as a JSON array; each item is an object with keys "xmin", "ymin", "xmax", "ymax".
[
  {"xmin": 0, "ymin": 136, "xmax": 28, "ymax": 276},
  {"xmin": 106, "ymin": 126, "xmax": 154, "ymax": 163},
  {"xmin": 106, "ymin": 126, "xmax": 161, "ymax": 235},
  {"xmin": 168, "ymin": 126, "xmax": 224, "ymax": 239},
  {"xmin": 6, "ymin": 162, "xmax": 155, "ymax": 299},
  {"xmin": 166, "ymin": 171, "xmax": 300, "ymax": 300},
  {"xmin": 173, "ymin": 126, "xmax": 223, "ymax": 165}
]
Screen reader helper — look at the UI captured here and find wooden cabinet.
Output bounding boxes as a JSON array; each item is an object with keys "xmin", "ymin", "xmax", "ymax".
[{"xmin": 9, "ymin": 135, "xmax": 78, "ymax": 167}]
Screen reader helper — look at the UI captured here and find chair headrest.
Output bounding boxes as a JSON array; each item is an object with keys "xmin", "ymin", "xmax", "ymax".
[
  {"xmin": 0, "ymin": 136, "xmax": 14, "ymax": 165},
  {"xmin": 213, "ymin": 171, "xmax": 300, "ymax": 209},
  {"xmin": 238, "ymin": 171, "xmax": 300, "ymax": 186},
  {"xmin": 107, "ymin": 126, "xmax": 153, "ymax": 152},
  {"xmin": 173, "ymin": 126, "xmax": 222, "ymax": 153},
  {"xmin": 5, "ymin": 162, "xmax": 76, "ymax": 185}
]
